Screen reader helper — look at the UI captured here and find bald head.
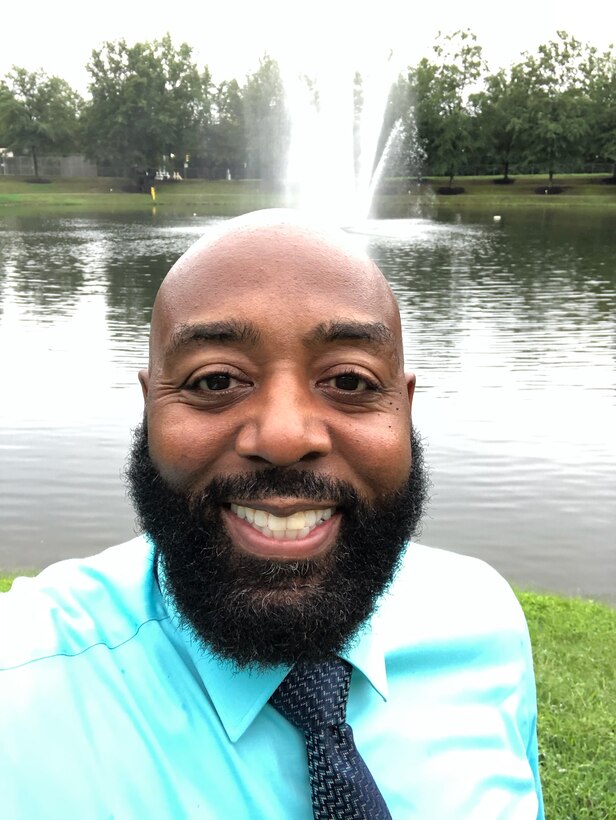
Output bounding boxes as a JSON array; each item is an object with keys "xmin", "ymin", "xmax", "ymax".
[
  {"xmin": 137, "ymin": 207, "xmax": 416, "ymax": 559},
  {"xmin": 148, "ymin": 209, "xmax": 403, "ymax": 374}
]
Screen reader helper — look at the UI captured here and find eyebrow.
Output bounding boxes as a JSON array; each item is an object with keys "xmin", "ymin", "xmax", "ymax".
[
  {"xmin": 164, "ymin": 318, "xmax": 399, "ymax": 364},
  {"xmin": 307, "ymin": 320, "xmax": 399, "ymax": 363},
  {"xmin": 165, "ymin": 320, "xmax": 261, "ymax": 358}
]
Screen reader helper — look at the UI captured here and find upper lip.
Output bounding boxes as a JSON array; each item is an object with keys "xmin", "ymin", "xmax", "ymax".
[{"xmin": 227, "ymin": 499, "xmax": 337, "ymax": 516}]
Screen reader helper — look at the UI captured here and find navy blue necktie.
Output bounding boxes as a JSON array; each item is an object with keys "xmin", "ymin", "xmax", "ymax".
[{"xmin": 270, "ymin": 658, "xmax": 392, "ymax": 820}]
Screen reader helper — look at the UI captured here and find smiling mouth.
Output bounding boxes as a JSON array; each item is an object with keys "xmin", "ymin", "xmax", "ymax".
[{"xmin": 229, "ymin": 503, "xmax": 335, "ymax": 541}]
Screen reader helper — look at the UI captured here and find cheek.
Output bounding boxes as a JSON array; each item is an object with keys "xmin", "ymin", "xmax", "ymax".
[
  {"xmin": 146, "ymin": 410, "xmax": 234, "ymax": 489},
  {"xmin": 341, "ymin": 412, "xmax": 412, "ymax": 495}
]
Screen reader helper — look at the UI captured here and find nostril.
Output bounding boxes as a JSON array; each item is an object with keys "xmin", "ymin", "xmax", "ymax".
[
  {"xmin": 235, "ymin": 419, "xmax": 332, "ymax": 466},
  {"xmin": 299, "ymin": 451, "xmax": 327, "ymax": 462}
]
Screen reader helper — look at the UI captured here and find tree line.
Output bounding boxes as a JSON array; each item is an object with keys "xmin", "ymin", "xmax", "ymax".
[{"xmin": 0, "ymin": 30, "xmax": 614, "ymax": 186}]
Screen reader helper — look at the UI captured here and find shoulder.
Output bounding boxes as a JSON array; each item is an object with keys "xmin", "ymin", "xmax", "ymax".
[
  {"xmin": 0, "ymin": 535, "xmax": 167, "ymax": 671},
  {"xmin": 378, "ymin": 543, "xmax": 530, "ymax": 652}
]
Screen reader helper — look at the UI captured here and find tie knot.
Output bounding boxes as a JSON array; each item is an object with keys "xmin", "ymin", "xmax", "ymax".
[{"xmin": 270, "ymin": 658, "xmax": 352, "ymax": 732}]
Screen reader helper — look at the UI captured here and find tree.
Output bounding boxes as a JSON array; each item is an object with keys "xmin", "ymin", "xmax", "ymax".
[
  {"xmin": 0, "ymin": 68, "xmax": 82, "ymax": 178},
  {"xmin": 470, "ymin": 64, "xmax": 529, "ymax": 180},
  {"xmin": 83, "ymin": 34, "xmax": 210, "ymax": 181},
  {"xmin": 242, "ymin": 56, "xmax": 290, "ymax": 185},
  {"xmin": 411, "ymin": 30, "xmax": 485, "ymax": 187},
  {"xmin": 585, "ymin": 45, "xmax": 616, "ymax": 178},
  {"xmin": 197, "ymin": 80, "xmax": 247, "ymax": 179},
  {"xmin": 516, "ymin": 32, "xmax": 592, "ymax": 184}
]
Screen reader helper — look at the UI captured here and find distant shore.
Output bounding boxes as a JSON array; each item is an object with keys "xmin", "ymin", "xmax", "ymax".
[{"xmin": 1, "ymin": 174, "xmax": 615, "ymax": 217}]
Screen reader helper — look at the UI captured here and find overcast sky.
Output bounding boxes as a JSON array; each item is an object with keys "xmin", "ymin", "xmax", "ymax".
[{"xmin": 2, "ymin": 0, "xmax": 615, "ymax": 93}]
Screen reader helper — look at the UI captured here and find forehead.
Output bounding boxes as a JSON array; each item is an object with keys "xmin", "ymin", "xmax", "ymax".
[{"xmin": 152, "ymin": 224, "xmax": 400, "ymax": 354}]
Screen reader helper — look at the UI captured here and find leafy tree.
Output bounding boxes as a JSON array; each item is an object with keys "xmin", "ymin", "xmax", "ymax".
[
  {"xmin": 0, "ymin": 68, "xmax": 82, "ymax": 177},
  {"xmin": 197, "ymin": 80, "xmax": 247, "ymax": 179},
  {"xmin": 242, "ymin": 55, "xmax": 290, "ymax": 185},
  {"xmin": 470, "ymin": 64, "xmax": 530, "ymax": 180},
  {"xmin": 516, "ymin": 32, "xmax": 592, "ymax": 184},
  {"xmin": 411, "ymin": 30, "xmax": 485, "ymax": 187},
  {"xmin": 83, "ymin": 34, "xmax": 210, "ymax": 181},
  {"xmin": 585, "ymin": 45, "xmax": 616, "ymax": 178}
]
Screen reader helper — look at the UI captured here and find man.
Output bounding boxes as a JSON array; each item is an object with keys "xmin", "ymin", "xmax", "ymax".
[{"xmin": 1, "ymin": 210, "xmax": 543, "ymax": 818}]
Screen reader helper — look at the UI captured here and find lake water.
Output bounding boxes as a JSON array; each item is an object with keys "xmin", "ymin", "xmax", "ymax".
[{"xmin": 0, "ymin": 208, "xmax": 614, "ymax": 603}]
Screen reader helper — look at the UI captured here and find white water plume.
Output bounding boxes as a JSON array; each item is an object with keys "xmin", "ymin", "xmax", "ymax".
[{"xmin": 282, "ymin": 52, "xmax": 400, "ymax": 226}]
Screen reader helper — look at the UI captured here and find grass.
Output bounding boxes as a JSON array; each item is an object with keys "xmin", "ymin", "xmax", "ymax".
[
  {"xmin": 517, "ymin": 590, "xmax": 616, "ymax": 818},
  {"xmin": 1, "ymin": 173, "xmax": 615, "ymax": 217},
  {"xmin": 375, "ymin": 173, "xmax": 616, "ymax": 216},
  {"xmin": 0, "ymin": 176, "xmax": 286, "ymax": 215},
  {"xmin": 1, "ymin": 571, "xmax": 613, "ymax": 815}
]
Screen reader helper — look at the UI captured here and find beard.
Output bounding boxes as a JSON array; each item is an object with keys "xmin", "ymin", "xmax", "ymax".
[{"xmin": 126, "ymin": 422, "xmax": 428, "ymax": 669}]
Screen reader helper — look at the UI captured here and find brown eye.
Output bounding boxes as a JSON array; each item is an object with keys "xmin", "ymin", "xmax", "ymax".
[
  {"xmin": 335, "ymin": 374, "xmax": 364, "ymax": 391},
  {"xmin": 200, "ymin": 373, "xmax": 235, "ymax": 391}
]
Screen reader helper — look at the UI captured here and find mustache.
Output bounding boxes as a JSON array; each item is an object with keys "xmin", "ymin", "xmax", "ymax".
[{"xmin": 190, "ymin": 469, "xmax": 360, "ymax": 511}]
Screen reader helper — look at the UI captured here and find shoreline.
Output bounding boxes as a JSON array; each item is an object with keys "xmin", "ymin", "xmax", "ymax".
[{"xmin": 1, "ymin": 173, "xmax": 615, "ymax": 216}]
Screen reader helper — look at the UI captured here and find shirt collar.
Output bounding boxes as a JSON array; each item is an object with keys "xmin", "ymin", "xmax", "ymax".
[
  {"xmin": 151, "ymin": 538, "xmax": 388, "ymax": 743},
  {"xmin": 182, "ymin": 617, "xmax": 388, "ymax": 743},
  {"xmin": 164, "ymin": 596, "xmax": 388, "ymax": 743}
]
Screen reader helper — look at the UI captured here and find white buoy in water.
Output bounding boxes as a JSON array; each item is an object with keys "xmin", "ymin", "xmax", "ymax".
[{"xmin": 493, "ymin": 215, "xmax": 502, "ymax": 222}]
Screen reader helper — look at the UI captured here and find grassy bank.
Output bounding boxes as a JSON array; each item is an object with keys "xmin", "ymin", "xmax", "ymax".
[
  {"xmin": 0, "ymin": 177, "xmax": 286, "ymax": 215},
  {"xmin": 1, "ymin": 174, "xmax": 615, "ymax": 217},
  {"xmin": 375, "ymin": 173, "xmax": 616, "ymax": 218},
  {"xmin": 517, "ymin": 591, "xmax": 615, "ymax": 818},
  {"xmin": 1, "ymin": 573, "xmax": 613, "ymax": 816}
]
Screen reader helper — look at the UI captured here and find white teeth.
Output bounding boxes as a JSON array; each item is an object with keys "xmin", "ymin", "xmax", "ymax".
[
  {"xmin": 229, "ymin": 503, "xmax": 335, "ymax": 540},
  {"xmin": 286, "ymin": 512, "xmax": 307, "ymax": 530},
  {"xmin": 267, "ymin": 514, "xmax": 286, "ymax": 532}
]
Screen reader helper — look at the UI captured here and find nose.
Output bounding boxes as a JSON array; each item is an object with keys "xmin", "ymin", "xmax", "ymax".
[{"xmin": 235, "ymin": 377, "xmax": 333, "ymax": 466}]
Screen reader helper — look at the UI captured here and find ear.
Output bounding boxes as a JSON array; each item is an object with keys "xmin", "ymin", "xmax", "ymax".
[
  {"xmin": 138, "ymin": 369, "xmax": 149, "ymax": 403},
  {"xmin": 405, "ymin": 372, "xmax": 416, "ymax": 409}
]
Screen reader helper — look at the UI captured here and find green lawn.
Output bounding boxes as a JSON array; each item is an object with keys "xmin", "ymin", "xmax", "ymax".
[
  {"xmin": 1, "ymin": 573, "xmax": 613, "ymax": 815},
  {"xmin": 517, "ymin": 591, "xmax": 616, "ymax": 818},
  {"xmin": 1, "ymin": 174, "xmax": 615, "ymax": 217},
  {"xmin": 0, "ymin": 176, "xmax": 286, "ymax": 215},
  {"xmin": 375, "ymin": 173, "xmax": 616, "ymax": 215}
]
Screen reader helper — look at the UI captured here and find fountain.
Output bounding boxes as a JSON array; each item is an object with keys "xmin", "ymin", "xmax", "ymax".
[{"xmin": 282, "ymin": 53, "xmax": 402, "ymax": 227}]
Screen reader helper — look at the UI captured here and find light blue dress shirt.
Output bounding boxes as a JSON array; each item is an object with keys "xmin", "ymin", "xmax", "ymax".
[{"xmin": 0, "ymin": 536, "xmax": 544, "ymax": 819}]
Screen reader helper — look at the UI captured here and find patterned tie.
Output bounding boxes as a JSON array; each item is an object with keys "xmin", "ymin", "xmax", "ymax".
[{"xmin": 270, "ymin": 658, "xmax": 392, "ymax": 820}]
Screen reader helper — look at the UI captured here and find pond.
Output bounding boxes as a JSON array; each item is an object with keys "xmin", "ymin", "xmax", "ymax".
[{"xmin": 0, "ymin": 208, "xmax": 614, "ymax": 602}]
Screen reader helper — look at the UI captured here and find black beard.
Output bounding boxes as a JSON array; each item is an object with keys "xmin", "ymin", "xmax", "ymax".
[{"xmin": 126, "ymin": 422, "xmax": 428, "ymax": 669}]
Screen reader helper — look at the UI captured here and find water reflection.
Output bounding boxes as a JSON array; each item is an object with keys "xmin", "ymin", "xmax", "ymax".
[{"xmin": 0, "ymin": 210, "xmax": 614, "ymax": 602}]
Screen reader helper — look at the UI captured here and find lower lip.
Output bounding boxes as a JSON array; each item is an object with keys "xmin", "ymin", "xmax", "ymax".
[{"xmin": 221, "ymin": 508, "xmax": 341, "ymax": 559}]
